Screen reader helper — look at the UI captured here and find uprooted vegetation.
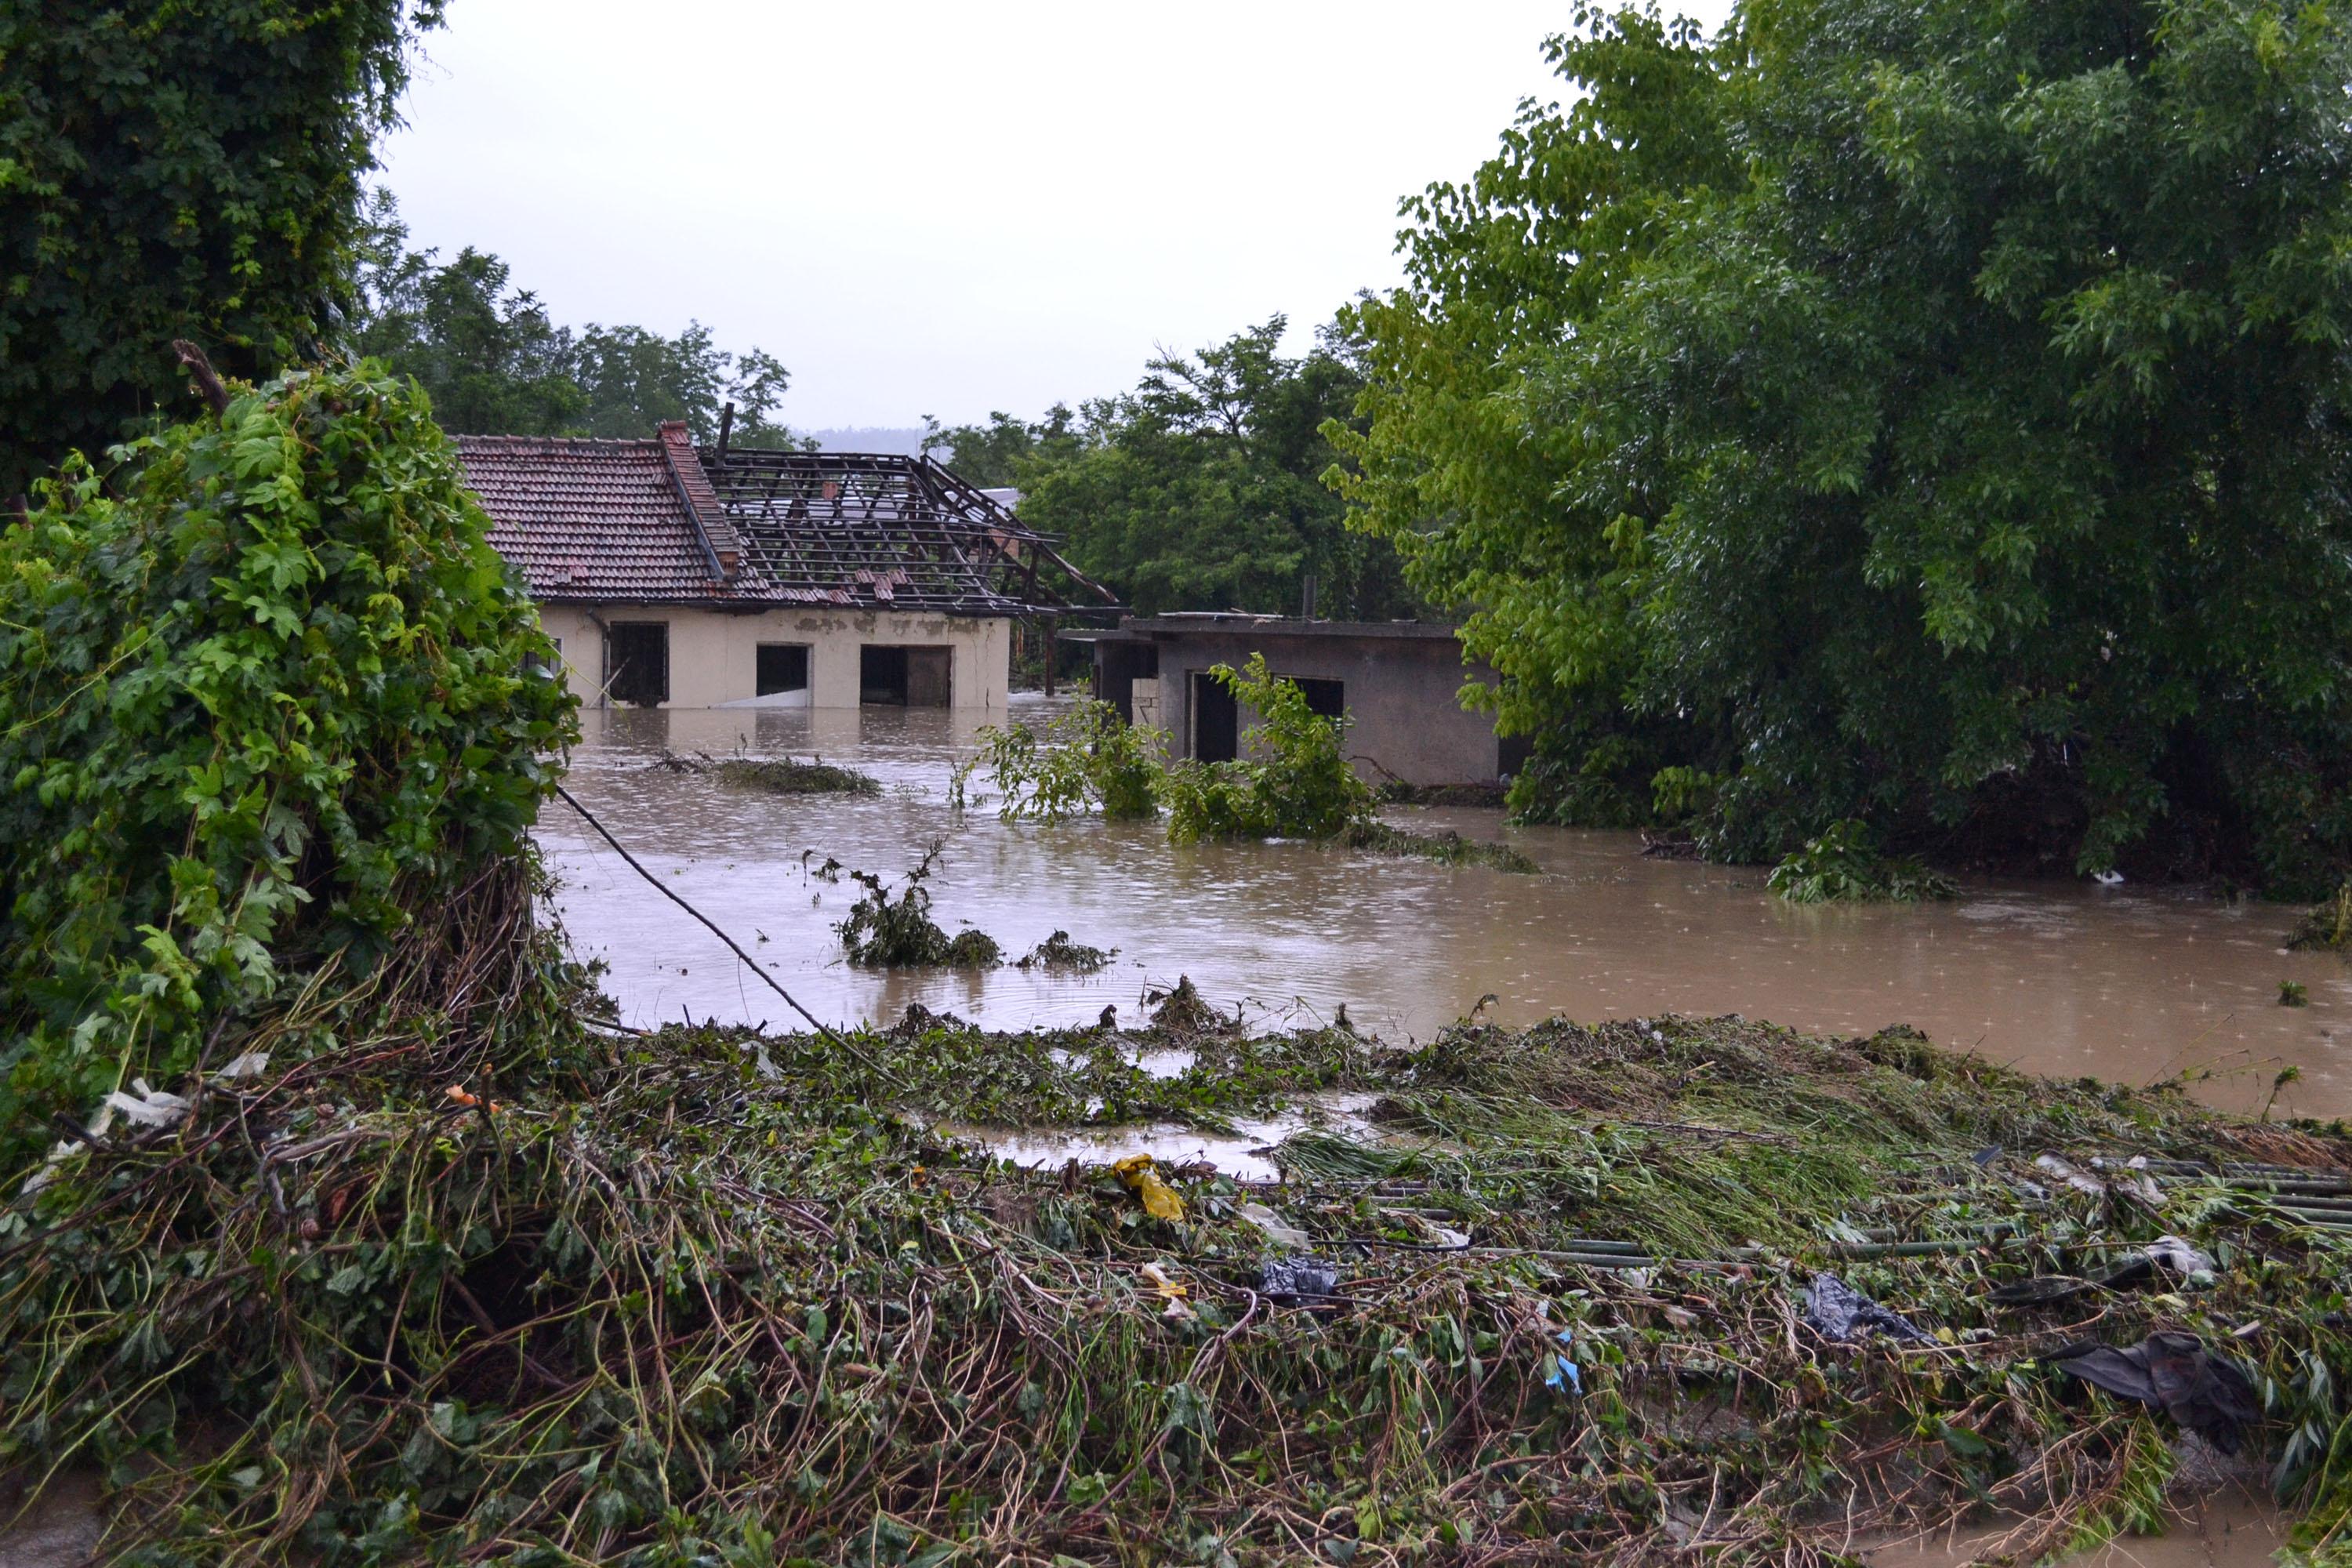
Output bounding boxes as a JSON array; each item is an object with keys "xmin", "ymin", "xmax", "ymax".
[
  {"xmin": 960, "ymin": 665, "xmax": 1538, "ymax": 871},
  {"xmin": 835, "ymin": 846, "xmax": 1003, "ymax": 967},
  {"xmin": 655, "ymin": 749, "xmax": 881, "ymax": 795},
  {"xmin": 16, "ymin": 995, "xmax": 2352, "ymax": 1564}
]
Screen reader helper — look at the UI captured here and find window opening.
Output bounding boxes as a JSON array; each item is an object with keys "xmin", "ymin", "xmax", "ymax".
[{"xmin": 604, "ymin": 622, "xmax": 669, "ymax": 706}]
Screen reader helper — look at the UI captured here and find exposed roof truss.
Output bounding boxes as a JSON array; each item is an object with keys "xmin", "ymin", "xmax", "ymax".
[{"xmin": 698, "ymin": 447, "xmax": 1116, "ymax": 615}]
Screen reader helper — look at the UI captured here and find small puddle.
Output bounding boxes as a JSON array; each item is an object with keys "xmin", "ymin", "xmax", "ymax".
[{"xmin": 933, "ymin": 1092, "xmax": 1382, "ymax": 1182}]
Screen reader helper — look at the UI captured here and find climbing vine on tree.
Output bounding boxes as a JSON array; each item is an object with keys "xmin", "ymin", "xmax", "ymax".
[
  {"xmin": 0, "ymin": 360, "xmax": 576, "ymax": 1170},
  {"xmin": 0, "ymin": 0, "xmax": 444, "ymax": 499}
]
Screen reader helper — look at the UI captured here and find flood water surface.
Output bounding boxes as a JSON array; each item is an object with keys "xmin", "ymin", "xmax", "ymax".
[{"xmin": 543, "ymin": 703, "xmax": 2352, "ymax": 1117}]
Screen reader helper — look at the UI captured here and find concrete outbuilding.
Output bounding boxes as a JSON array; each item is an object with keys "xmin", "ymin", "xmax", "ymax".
[
  {"xmin": 1071, "ymin": 614, "xmax": 1524, "ymax": 789},
  {"xmin": 457, "ymin": 424, "xmax": 1108, "ymax": 710}
]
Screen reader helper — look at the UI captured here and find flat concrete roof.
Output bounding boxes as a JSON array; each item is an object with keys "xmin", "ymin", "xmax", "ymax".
[{"xmin": 1071, "ymin": 614, "xmax": 1462, "ymax": 642}]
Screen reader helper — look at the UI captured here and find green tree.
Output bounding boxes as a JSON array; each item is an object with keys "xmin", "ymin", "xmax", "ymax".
[
  {"xmin": 1345, "ymin": 0, "xmax": 2352, "ymax": 894},
  {"xmin": 927, "ymin": 404, "xmax": 1080, "ymax": 488},
  {"xmin": 348, "ymin": 191, "xmax": 804, "ymax": 443},
  {"xmin": 0, "ymin": 0, "xmax": 443, "ymax": 500},
  {"xmin": 350, "ymin": 194, "xmax": 586, "ymax": 435},
  {"xmin": 1014, "ymin": 318, "xmax": 1416, "ymax": 619},
  {"xmin": 1331, "ymin": 4, "xmax": 1735, "ymax": 826}
]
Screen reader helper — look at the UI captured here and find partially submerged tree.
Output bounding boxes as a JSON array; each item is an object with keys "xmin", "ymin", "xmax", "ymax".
[
  {"xmin": 1343, "ymin": 0, "xmax": 2352, "ymax": 895},
  {"xmin": 0, "ymin": 1, "xmax": 445, "ymax": 499}
]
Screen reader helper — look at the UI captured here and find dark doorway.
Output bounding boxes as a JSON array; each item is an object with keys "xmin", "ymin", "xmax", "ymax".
[
  {"xmin": 1192, "ymin": 670, "xmax": 1238, "ymax": 763},
  {"xmin": 1097, "ymin": 641, "xmax": 1160, "ymax": 723},
  {"xmin": 756, "ymin": 643, "xmax": 810, "ymax": 696},
  {"xmin": 605, "ymin": 622, "xmax": 669, "ymax": 706},
  {"xmin": 862, "ymin": 645, "xmax": 952, "ymax": 706},
  {"xmin": 861, "ymin": 645, "xmax": 906, "ymax": 704},
  {"xmin": 1290, "ymin": 677, "xmax": 1345, "ymax": 720}
]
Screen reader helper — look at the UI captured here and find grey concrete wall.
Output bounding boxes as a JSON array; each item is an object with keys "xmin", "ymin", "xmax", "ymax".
[{"xmin": 1147, "ymin": 630, "xmax": 1501, "ymax": 786}]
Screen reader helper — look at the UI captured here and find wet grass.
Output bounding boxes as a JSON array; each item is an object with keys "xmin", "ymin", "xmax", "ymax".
[{"xmin": 11, "ymin": 1003, "xmax": 2352, "ymax": 1565}]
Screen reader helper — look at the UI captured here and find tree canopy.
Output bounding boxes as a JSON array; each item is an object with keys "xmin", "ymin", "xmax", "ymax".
[
  {"xmin": 0, "ymin": 0, "xmax": 444, "ymax": 500},
  {"xmin": 940, "ymin": 318, "xmax": 1417, "ymax": 620},
  {"xmin": 348, "ymin": 194, "xmax": 803, "ymax": 444},
  {"xmin": 1341, "ymin": 0, "xmax": 2352, "ymax": 895}
]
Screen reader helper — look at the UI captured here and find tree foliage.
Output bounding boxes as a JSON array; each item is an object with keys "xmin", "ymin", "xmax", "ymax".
[
  {"xmin": 1341, "ymin": 0, "xmax": 2352, "ymax": 895},
  {"xmin": 0, "ymin": 0, "xmax": 443, "ymax": 499},
  {"xmin": 954, "ymin": 699, "xmax": 1165, "ymax": 823},
  {"xmin": 945, "ymin": 319, "xmax": 1417, "ymax": 619},
  {"xmin": 1161, "ymin": 655, "xmax": 1379, "ymax": 844},
  {"xmin": 348, "ymin": 192, "xmax": 804, "ymax": 444},
  {"xmin": 0, "ymin": 362, "xmax": 577, "ymax": 1168}
]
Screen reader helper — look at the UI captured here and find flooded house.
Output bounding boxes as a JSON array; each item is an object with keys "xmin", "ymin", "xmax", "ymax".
[
  {"xmin": 1072, "ymin": 613, "xmax": 1526, "ymax": 788},
  {"xmin": 457, "ymin": 423, "xmax": 1107, "ymax": 710}
]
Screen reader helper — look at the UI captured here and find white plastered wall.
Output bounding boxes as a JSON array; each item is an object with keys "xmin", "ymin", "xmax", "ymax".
[{"xmin": 534, "ymin": 604, "xmax": 1010, "ymax": 710}]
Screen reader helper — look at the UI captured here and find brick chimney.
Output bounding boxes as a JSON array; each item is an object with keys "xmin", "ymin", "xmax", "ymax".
[{"xmin": 656, "ymin": 420, "xmax": 744, "ymax": 583}]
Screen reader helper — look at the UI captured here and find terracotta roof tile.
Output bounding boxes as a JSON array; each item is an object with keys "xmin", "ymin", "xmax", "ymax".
[
  {"xmin": 456, "ymin": 435, "xmax": 753, "ymax": 603},
  {"xmin": 456, "ymin": 434, "xmax": 1109, "ymax": 614}
]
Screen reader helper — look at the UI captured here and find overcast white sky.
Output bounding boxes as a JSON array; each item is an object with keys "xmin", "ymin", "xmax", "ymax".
[{"xmin": 379, "ymin": 2, "xmax": 1733, "ymax": 430}]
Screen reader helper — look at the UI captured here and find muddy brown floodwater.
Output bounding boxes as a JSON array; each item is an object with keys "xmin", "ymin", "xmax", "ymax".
[{"xmin": 542, "ymin": 702, "xmax": 2351, "ymax": 1118}]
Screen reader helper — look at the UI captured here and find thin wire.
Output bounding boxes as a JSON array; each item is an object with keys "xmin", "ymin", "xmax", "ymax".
[{"xmin": 551, "ymin": 782, "xmax": 891, "ymax": 1079}]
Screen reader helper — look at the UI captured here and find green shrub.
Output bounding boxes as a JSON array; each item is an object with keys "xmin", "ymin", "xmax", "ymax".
[
  {"xmin": 0, "ymin": 362, "xmax": 577, "ymax": 1168},
  {"xmin": 1162, "ymin": 654, "xmax": 1376, "ymax": 844},
  {"xmin": 959, "ymin": 662, "xmax": 1534, "ymax": 868},
  {"xmin": 1767, "ymin": 819, "xmax": 1956, "ymax": 904},
  {"xmin": 837, "ymin": 848, "xmax": 1000, "ymax": 967},
  {"xmin": 955, "ymin": 697, "xmax": 1163, "ymax": 822}
]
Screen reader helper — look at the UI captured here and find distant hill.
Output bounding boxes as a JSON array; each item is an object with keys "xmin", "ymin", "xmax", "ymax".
[{"xmin": 800, "ymin": 426, "xmax": 929, "ymax": 457}]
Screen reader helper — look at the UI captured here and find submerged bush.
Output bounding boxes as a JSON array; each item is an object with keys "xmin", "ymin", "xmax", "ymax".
[
  {"xmin": 961, "ymin": 662, "xmax": 1534, "ymax": 869},
  {"xmin": 0, "ymin": 361, "xmax": 577, "ymax": 1169},
  {"xmin": 956, "ymin": 696, "xmax": 1163, "ymax": 821},
  {"xmin": 1015, "ymin": 929, "xmax": 1118, "ymax": 972},
  {"xmin": 2290, "ymin": 884, "xmax": 2352, "ymax": 953},
  {"xmin": 1768, "ymin": 819, "xmax": 1957, "ymax": 903},
  {"xmin": 837, "ymin": 848, "xmax": 1000, "ymax": 967},
  {"xmin": 1162, "ymin": 654, "xmax": 1377, "ymax": 843}
]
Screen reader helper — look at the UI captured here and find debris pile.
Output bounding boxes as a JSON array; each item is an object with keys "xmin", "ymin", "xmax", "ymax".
[
  {"xmin": 13, "ymin": 1003, "xmax": 2352, "ymax": 1564},
  {"xmin": 2290, "ymin": 882, "xmax": 2352, "ymax": 952},
  {"xmin": 654, "ymin": 749, "xmax": 881, "ymax": 795}
]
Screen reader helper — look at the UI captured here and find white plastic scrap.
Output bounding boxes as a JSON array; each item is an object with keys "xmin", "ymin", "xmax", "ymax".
[
  {"xmin": 1236, "ymin": 1202, "xmax": 1312, "ymax": 1250},
  {"xmin": 2036, "ymin": 1153, "xmax": 2161, "ymax": 1203},
  {"xmin": 2146, "ymin": 1234, "xmax": 2216, "ymax": 1275},
  {"xmin": 210, "ymin": 1051, "xmax": 272, "ymax": 1086},
  {"xmin": 20, "ymin": 1101, "xmax": 121, "ymax": 1196},
  {"xmin": 105, "ymin": 1079, "xmax": 194, "ymax": 1128}
]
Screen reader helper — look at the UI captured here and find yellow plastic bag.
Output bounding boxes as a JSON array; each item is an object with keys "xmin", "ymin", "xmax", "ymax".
[{"xmin": 1111, "ymin": 1154, "xmax": 1185, "ymax": 1222}]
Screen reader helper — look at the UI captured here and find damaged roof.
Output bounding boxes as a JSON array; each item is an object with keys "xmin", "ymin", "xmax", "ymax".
[{"xmin": 455, "ymin": 423, "xmax": 1112, "ymax": 615}]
